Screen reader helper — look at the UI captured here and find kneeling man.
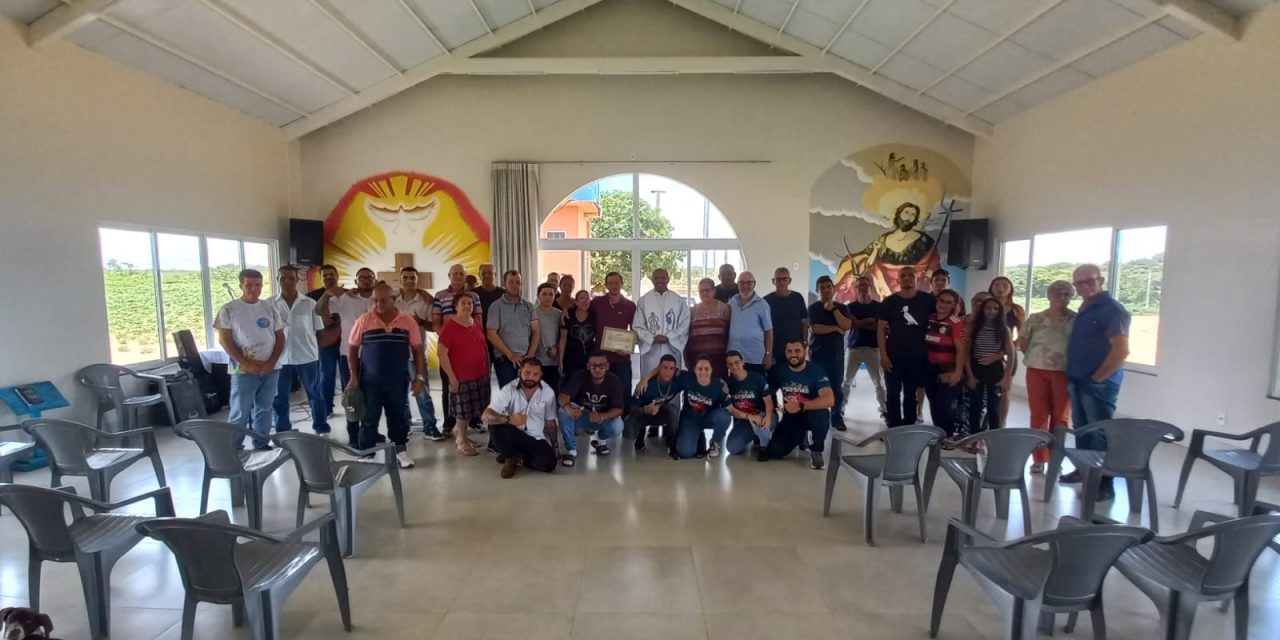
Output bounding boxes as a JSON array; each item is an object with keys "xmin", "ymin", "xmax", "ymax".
[
  {"xmin": 767, "ymin": 340, "xmax": 835, "ymax": 469},
  {"xmin": 482, "ymin": 358, "xmax": 559, "ymax": 479}
]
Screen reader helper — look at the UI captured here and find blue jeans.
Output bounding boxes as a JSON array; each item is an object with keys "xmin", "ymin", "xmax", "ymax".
[
  {"xmin": 1068, "ymin": 377, "xmax": 1120, "ymax": 452},
  {"xmin": 813, "ymin": 351, "xmax": 845, "ymax": 428},
  {"xmin": 360, "ymin": 378, "xmax": 411, "ymax": 449},
  {"xmin": 405, "ymin": 361, "xmax": 437, "ymax": 432},
  {"xmin": 230, "ymin": 370, "xmax": 281, "ymax": 449},
  {"xmin": 726, "ymin": 413, "xmax": 778, "ymax": 455},
  {"xmin": 557, "ymin": 408, "xmax": 623, "ymax": 454},
  {"xmin": 767, "ymin": 408, "xmax": 830, "ymax": 458},
  {"xmin": 274, "ymin": 361, "xmax": 328, "ymax": 433},
  {"xmin": 494, "ymin": 358, "xmax": 519, "ymax": 389},
  {"xmin": 318, "ymin": 344, "xmax": 341, "ymax": 415},
  {"xmin": 675, "ymin": 408, "xmax": 731, "ymax": 459}
]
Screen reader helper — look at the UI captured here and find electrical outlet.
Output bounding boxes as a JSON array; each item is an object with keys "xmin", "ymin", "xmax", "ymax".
[{"xmin": 1216, "ymin": 412, "xmax": 1227, "ymax": 427}]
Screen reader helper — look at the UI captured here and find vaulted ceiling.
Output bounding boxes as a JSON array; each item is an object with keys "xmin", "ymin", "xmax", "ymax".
[{"xmin": 1, "ymin": 0, "xmax": 1273, "ymax": 138}]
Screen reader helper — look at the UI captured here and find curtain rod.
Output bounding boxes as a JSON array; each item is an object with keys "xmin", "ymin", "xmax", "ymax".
[{"xmin": 509, "ymin": 160, "xmax": 771, "ymax": 165}]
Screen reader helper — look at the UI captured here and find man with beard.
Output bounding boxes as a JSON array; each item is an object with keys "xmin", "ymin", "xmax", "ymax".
[
  {"xmin": 835, "ymin": 202, "xmax": 941, "ymax": 299},
  {"xmin": 634, "ymin": 268, "xmax": 690, "ymax": 374},
  {"xmin": 766, "ymin": 341, "xmax": 835, "ymax": 469},
  {"xmin": 713, "ymin": 263, "xmax": 739, "ymax": 302},
  {"xmin": 726, "ymin": 271, "xmax": 773, "ymax": 376},
  {"xmin": 877, "ymin": 266, "xmax": 934, "ymax": 427},
  {"xmin": 557, "ymin": 350, "xmax": 625, "ymax": 465},
  {"xmin": 482, "ymin": 358, "xmax": 560, "ymax": 478},
  {"xmin": 307, "ymin": 264, "xmax": 343, "ymax": 415},
  {"xmin": 627, "ymin": 355, "xmax": 682, "ymax": 454},
  {"xmin": 318, "ymin": 267, "xmax": 377, "ymax": 441},
  {"xmin": 347, "ymin": 283, "xmax": 426, "ymax": 468}
]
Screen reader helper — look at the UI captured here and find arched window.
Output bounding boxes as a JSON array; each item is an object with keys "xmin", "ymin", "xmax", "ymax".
[{"xmin": 538, "ymin": 174, "xmax": 743, "ymax": 300}]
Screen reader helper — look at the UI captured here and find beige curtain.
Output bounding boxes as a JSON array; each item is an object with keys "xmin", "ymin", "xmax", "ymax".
[{"xmin": 492, "ymin": 162, "xmax": 540, "ymax": 295}]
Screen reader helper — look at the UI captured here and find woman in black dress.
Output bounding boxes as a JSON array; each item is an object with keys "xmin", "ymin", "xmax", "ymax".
[{"xmin": 558, "ymin": 290, "xmax": 597, "ymax": 389}]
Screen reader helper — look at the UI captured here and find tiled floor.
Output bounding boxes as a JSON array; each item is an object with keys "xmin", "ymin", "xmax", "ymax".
[{"xmin": 1, "ymin": 387, "xmax": 1277, "ymax": 639}]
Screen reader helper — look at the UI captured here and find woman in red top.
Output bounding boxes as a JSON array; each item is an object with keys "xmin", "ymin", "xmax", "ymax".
[
  {"xmin": 438, "ymin": 294, "xmax": 489, "ymax": 456},
  {"xmin": 923, "ymin": 289, "xmax": 968, "ymax": 440}
]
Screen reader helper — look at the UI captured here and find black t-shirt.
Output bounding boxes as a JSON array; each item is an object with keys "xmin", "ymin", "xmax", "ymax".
[
  {"xmin": 807, "ymin": 301, "xmax": 848, "ymax": 358},
  {"xmin": 561, "ymin": 310, "xmax": 597, "ymax": 376},
  {"xmin": 713, "ymin": 283, "xmax": 739, "ymax": 303},
  {"xmin": 474, "ymin": 287, "xmax": 504, "ymax": 325},
  {"xmin": 305, "ymin": 287, "xmax": 326, "ymax": 302},
  {"xmin": 845, "ymin": 300, "xmax": 881, "ymax": 349},
  {"xmin": 561, "ymin": 370, "xmax": 624, "ymax": 414},
  {"xmin": 765, "ymin": 291, "xmax": 808, "ymax": 356},
  {"xmin": 878, "ymin": 292, "xmax": 935, "ymax": 359}
]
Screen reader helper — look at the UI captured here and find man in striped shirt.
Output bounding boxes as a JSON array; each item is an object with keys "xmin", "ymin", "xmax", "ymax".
[{"xmin": 349, "ymin": 284, "xmax": 426, "ymax": 468}]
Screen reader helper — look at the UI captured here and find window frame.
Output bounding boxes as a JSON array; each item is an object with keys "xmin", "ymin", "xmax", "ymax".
[
  {"xmin": 997, "ymin": 224, "xmax": 1164, "ymax": 375},
  {"xmin": 544, "ymin": 230, "xmax": 568, "ymax": 240},
  {"xmin": 98, "ymin": 222, "xmax": 278, "ymax": 367}
]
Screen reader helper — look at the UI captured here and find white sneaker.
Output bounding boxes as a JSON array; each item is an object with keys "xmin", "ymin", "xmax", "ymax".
[
  {"xmin": 708, "ymin": 442, "xmax": 721, "ymax": 458},
  {"xmin": 396, "ymin": 451, "xmax": 415, "ymax": 469}
]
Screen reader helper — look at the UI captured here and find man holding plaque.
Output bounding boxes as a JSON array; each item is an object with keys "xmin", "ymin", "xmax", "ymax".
[
  {"xmin": 634, "ymin": 268, "xmax": 690, "ymax": 374},
  {"xmin": 590, "ymin": 272, "xmax": 638, "ymax": 398}
]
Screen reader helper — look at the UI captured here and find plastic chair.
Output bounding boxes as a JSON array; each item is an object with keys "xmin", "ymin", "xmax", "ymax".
[
  {"xmin": 137, "ymin": 510, "xmax": 351, "ymax": 640},
  {"xmin": 822, "ymin": 424, "xmax": 943, "ymax": 546},
  {"xmin": 940, "ymin": 428, "xmax": 1054, "ymax": 534},
  {"xmin": 272, "ymin": 431, "xmax": 405, "ymax": 557},
  {"xmin": 930, "ymin": 516, "xmax": 1151, "ymax": 640},
  {"xmin": 175, "ymin": 419, "xmax": 292, "ymax": 530},
  {"xmin": 1064, "ymin": 418, "xmax": 1184, "ymax": 530},
  {"xmin": 0, "ymin": 484, "xmax": 174, "ymax": 640},
  {"xmin": 1173, "ymin": 422, "xmax": 1280, "ymax": 517},
  {"xmin": 76, "ymin": 363, "xmax": 174, "ymax": 432},
  {"xmin": 22, "ymin": 418, "xmax": 167, "ymax": 502},
  {"xmin": 0, "ymin": 422, "xmax": 37, "ymax": 485},
  {"xmin": 1112, "ymin": 511, "xmax": 1280, "ymax": 640}
]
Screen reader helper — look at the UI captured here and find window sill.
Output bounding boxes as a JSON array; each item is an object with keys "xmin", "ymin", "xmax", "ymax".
[{"xmin": 1123, "ymin": 362, "xmax": 1157, "ymax": 377}]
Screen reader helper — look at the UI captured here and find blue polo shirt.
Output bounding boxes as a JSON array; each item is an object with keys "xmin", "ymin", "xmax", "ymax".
[
  {"xmin": 727, "ymin": 293, "xmax": 774, "ymax": 365},
  {"xmin": 1067, "ymin": 292, "xmax": 1130, "ymax": 383}
]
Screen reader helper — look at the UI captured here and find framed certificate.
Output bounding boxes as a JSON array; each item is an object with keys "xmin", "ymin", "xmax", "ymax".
[{"xmin": 600, "ymin": 327, "xmax": 637, "ymax": 354}]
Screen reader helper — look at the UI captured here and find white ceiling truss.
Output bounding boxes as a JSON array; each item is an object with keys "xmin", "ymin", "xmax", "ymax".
[{"xmin": 3, "ymin": 0, "xmax": 1270, "ymax": 138}]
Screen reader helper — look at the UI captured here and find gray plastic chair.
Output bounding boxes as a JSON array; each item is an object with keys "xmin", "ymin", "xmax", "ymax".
[
  {"xmin": 175, "ymin": 420, "xmax": 292, "ymax": 530},
  {"xmin": 22, "ymin": 418, "xmax": 167, "ymax": 502},
  {"xmin": 1110, "ymin": 511, "xmax": 1280, "ymax": 640},
  {"xmin": 930, "ymin": 516, "xmax": 1151, "ymax": 640},
  {"xmin": 272, "ymin": 431, "xmax": 405, "ymax": 557},
  {"xmin": 940, "ymin": 428, "xmax": 1054, "ymax": 534},
  {"xmin": 823, "ymin": 424, "xmax": 944, "ymax": 546},
  {"xmin": 77, "ymin": 363, "xmax": 174, "ymax": 432},
  {"xmin": 1064, "ymin": 418, "xmax": 1184, "ymax": 531},
  {"xmin": 137, "ymin": 510, "xmax": 351, "ymax": 640},
  {"xmin": 0, "ymin": 484, "xmax": 174, "ymax": 640},
  {"xmin": 1173, "ymin": 422, "xmax": 1280, "ymax": 517}
]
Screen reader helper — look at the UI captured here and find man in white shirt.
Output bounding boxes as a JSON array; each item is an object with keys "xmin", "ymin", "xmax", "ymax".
[
  {"xmin": 215, "ymin": 269, "xmax": 286, "ymax": 450},
  {"xmin": 273, "ymin": 265, "xmax": 329, "ymax": 436},
  {"xmin": 481, "ymin": 358, "xmax": 560, "ymax": 479},
  {"xmin": 317, "ymin": 267, "xmax": 375, "ymax": 438},
  {"xmin": 634, "ymin": 268, "xmax": 690, "ymax": 373},
  {"xmin": 396, "ymin": 266, "xmax": 442, "ymax": 440}
]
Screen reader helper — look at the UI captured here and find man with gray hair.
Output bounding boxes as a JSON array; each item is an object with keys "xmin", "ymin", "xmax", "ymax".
[{"xmin": 216, "ymin": 268, "xmax": 286, "ymax": 450}]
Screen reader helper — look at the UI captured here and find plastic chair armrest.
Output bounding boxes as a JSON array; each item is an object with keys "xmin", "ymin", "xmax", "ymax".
[
  {"xmin": 285, "ymin": 513, "xmax": 337, "ymax": 542},
  {"xmin": 831, "ymin": 431, "xmax": 862, "ymax": 447},
  {"xmin": 328, "ymin": 441, "xmax": 395, "ymax": 458},
  {"xmin": 98, "ymin": 487, "xmax": 176, "ymax": 516}
]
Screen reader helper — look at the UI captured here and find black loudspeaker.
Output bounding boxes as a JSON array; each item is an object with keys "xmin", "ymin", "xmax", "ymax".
[
  {"xmin": 289, "ymin": 219, "xmax": 324, "ymax": 266},
  {"xmin": 946, "ymin": 218, "xmax": 990, "ymax": 270}
]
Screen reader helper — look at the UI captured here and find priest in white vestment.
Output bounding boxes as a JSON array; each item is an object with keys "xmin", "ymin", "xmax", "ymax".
[{"xmin": 634, "ymin": 268, "xmax": 691, "ymax": 374}]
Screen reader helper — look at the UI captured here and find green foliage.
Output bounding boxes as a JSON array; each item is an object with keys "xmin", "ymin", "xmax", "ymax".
[
  {"xmin": 102, "ymin": 263, "xmax": 246, "ymax": 359},
  {"xmin": 1007, "ymin": 254, "xmax": 1163, "ymax": 316},
  {"xmin": 587, "ymin": 190, "xmax": 683, "ymax": 288}
]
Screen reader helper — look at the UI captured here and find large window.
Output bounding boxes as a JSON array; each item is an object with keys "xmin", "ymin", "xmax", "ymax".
[
  {"xmin": 99, "ymin": 226, "xmax": 277, "ymax": 365},
  {"xmin": 999, "ymin": 225, "xmax": 1165, "ymax": 368},
  {"xmin": 538, "ymin": 174, "xmax": 742, "ymax": 298}
]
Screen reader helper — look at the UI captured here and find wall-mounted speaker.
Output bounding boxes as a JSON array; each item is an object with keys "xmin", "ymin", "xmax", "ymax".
[
  {"xmin": 946, "ymin": 218, "xmax": 989, "ymax": 270},
  {"xmin": 289, "ymin": 219, "xmax": 324, "ymax": 266}
]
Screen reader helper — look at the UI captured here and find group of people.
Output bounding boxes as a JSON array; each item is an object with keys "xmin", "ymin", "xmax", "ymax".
[{"xmin": 214, "ymin": 258, "xmax": 1128, "ymax": 492}]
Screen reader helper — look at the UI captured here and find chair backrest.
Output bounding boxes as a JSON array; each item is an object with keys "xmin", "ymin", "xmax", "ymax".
[
  {"xmin": 22, "ymin": 418, "xmax": 97, "ymax": 473},
  {"xmin": 877, "ymin": 425, "xmax": 944, "ymax": 481},
  {"xmin": 173, "ymin": 330, "xmax": 212, "ymax": 378},
  {"xmin": 971, "ymin": 428, "xmax": 1054, "ymax": 485},
  {"xmin": 273, "ymin": 432, "xmax": 338, "ymax": 491},
  {"xmin": 175, "ymin": 420, "xmax": 252, "ymax": 475},
  {"xmin": 1252, "ymin": 421, "xmax": 1280, "ymax": 470},
  {"xmin": 1040, "ymin": 518, "xmax": 1152, "ymax": 608},
  {"xmin": 136, "ymin": 512, "xmax": 245, "ymax": 602},
  {"xmin": 1090, "ymin": 419, "xmax": 1184, "ymax": 475},
  {"xmin": 76, "ymin": 364, "xmax": 128, "ymax": 407},
  {"xmin": 0, "ymin": 484, "xmax": 81, "ymax": 559},
  {"xmin": 1196, "ymin": 515, "xmax": 1280, "ymax": 595}
]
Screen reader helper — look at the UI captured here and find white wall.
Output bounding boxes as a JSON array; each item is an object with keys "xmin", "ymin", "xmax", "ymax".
[
  {"xmin": 297, "ymin": 0, "xmax": 975, "ymax": 286},
  {"xmin": 0, "ymin": 18, "xmax": 292, "ymax": 422},
  {"xmin": 970, "ymin": 8, "xmax": 1280, "ymax": 434}
]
